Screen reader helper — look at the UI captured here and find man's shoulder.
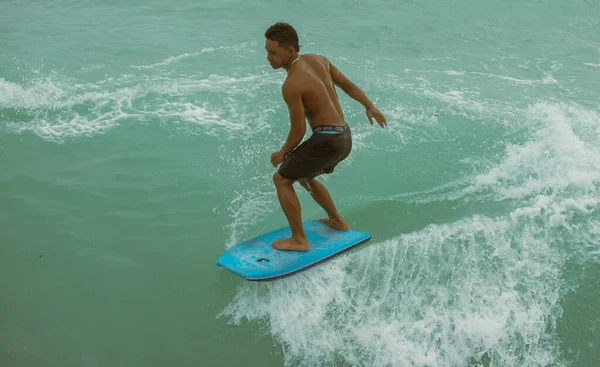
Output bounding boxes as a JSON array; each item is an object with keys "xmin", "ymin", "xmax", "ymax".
[
  {"xmin": 304, "ymin": 53, "xmax": 328, "ymax": 63},
  {"xmin": 282, "ymin": 54, "xmax": 329, "ymax": 90},
  {"xmin": 282, "ymin": 77, "xmax": 302, "ymax": 93}
]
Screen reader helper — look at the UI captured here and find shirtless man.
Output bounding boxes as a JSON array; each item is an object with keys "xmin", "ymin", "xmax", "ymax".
[{"xmin": 265, "ymin": 22, "xmax": 387, "ymax": 252}]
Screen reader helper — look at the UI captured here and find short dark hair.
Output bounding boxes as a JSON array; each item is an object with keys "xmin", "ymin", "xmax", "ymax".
[{"xmin": 264, "ymin": 22, "xmax": 301, "ymax": 52}]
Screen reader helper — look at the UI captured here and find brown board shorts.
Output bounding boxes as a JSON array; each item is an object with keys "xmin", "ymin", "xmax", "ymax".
[{"xmin": 278, "ymin": 124, "xmax": 352, "ymax": 182}]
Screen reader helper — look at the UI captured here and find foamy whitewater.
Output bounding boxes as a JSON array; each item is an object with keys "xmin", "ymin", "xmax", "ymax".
[{"xmin": 1, "ymin": 1, "xmax": 598, "ymax": 366}]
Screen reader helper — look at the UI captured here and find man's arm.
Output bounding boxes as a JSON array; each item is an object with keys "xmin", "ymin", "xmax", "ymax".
[
  {"xmin": 329, "ymin": 61, "xmax": 374, "ymax": 109},
  {"xmin": 328, "ymin": 59, "xmax": 387, "ymax": 127},
  {"xmin": 279, "ymin": 83, "xmax": 306, "ymax": 155}
]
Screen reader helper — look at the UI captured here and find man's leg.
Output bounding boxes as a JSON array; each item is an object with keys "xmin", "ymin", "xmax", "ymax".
[
  {"xmin": 272, "ymin": 172, "xmax": 309, "ymax": 251},
  {"xmin": 300, "ymin": 178, "xmax": 349, "ymax": 231}
]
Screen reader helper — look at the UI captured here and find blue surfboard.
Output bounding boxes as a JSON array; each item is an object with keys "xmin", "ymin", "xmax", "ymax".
[{"xmin": 216, "ymin": 220, "xmax": 371, "ymax": 281}]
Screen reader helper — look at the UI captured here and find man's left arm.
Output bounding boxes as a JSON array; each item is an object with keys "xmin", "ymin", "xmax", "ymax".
[{"xmin": 279, "ymin": 84, "xmax": 306, "ymax": 156}]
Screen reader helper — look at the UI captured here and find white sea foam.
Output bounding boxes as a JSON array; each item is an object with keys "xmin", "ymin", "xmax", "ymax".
[
  {"xmin": 385, "ymin": 101, "xmax": 600, "ymax": 207},
  {"xmin": 130, "ymin": 41, "xmax": 258, "ymax": 70},
  {"xmin": 470, "ymin": 71, "xmax": 558, "ymax": 86},
  {"xmin": 0, "ymin": 76, "xmax": 67, "ymax": 109},
  {"xmin": 1, "ymin": 38, "xmax": 277, "ymax": 144},
  {"xmin": 219, "ymin": 96, "xmax": 599, "ymax": 366},
  {"xmin": 221, "ymin": 206, "xmax": 574, "ymax": 366},
  {"xmin": 445, "ymin": 69, "xmax": 465, "ymax": 76},
  {"xmin": 409, "ymin": 61, "xmax": 559, "ymax": 87},
  {"xmin": 224, "ymin": 190, "xmax": 278, "ymax": 248},
  {"xmin": 130, "ymin": 49, "xmax": 215, "ymax": 70},
  {"xmin": 1, "ymin": 70, "xmax": 280, "ymax": 142},
  {"xmin": 382, "ymin": 72, "xmax": 520, "ymax": 128},
  {"xmin": 460, "ymin": 102, "xmax": 600, "ymax": 201},
  {"xmin": 7, "ymin": 114, "xmax": 123, "ymax": 142},
  {"xmin": 152, "ymin": 101, "xmax": 246, "ymax": 136}
]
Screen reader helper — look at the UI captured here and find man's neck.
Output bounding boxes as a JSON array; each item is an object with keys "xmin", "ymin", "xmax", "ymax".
[{"xmin": 284, "ymin": 54, "xmax": 300, "ymax": 72}]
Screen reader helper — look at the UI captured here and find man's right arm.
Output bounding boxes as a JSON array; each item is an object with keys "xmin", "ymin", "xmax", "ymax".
[{"xmin": 328, "ymin": 59, "xmax": 387, "ymax": 128}]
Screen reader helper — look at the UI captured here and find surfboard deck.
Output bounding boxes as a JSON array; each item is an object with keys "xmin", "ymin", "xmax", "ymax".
[{"xmin": 216, "ymin": 220, "xmax": 372, "ymax": 281}]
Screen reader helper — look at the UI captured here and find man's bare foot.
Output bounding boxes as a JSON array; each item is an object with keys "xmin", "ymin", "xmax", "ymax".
[
  {"xmin": 319, "ymin": 218, "xmax": 349, "ymax": 231},
  {"xmin": 272, "ymin": 237, "xmax": 309, "ymax": 252}
]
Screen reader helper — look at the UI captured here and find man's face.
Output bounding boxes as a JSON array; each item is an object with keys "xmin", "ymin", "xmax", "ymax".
[{"xmin": 265, "ymin": 39, "xmax": 289, "ymax": 69}]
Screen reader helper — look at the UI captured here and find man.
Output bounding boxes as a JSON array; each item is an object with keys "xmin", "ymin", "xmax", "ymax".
[{"xmin": 265, "ymin": 22, "xmax": 387, "ymax": 252}]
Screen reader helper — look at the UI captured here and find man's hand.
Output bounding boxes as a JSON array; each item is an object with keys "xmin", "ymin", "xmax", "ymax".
[
  {"xmin": 366, "ymin": 106, "xmax": 388, "ymax": 128},
  {"xmin": 271, "ymin": 150, "xmax": 285, "ymax": 167}
]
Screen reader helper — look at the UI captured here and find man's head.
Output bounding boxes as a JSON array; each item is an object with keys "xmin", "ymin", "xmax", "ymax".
[{"xmin": 264, "ymin": 22, "xmax": 301, "ymax": 69}]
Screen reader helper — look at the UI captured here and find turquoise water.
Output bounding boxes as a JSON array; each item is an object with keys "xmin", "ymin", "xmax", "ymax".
[{"xmin": 1, "ymin": 0, "xmax": 599, "ymax": 366}]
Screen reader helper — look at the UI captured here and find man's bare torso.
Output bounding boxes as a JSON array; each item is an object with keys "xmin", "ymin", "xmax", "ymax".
[{"xmin": 283, "ymin": 54, "xmax": 346, "ymax": 129}]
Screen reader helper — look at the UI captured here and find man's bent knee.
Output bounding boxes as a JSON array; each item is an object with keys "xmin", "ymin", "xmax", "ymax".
[{"xmin": 273, "ymin": 171, "xmax": 293, "ymax": 186}]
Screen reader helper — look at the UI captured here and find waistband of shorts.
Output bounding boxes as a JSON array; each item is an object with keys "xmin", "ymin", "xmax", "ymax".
[{"xmin": 312, "ymin": 124, "xmax": 350, "ymax": 133}]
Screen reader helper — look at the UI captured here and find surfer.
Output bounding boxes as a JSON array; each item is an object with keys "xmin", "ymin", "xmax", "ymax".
[{"xmin": 265, "ymin": 22, "xmax": 387, "ymax": 252}]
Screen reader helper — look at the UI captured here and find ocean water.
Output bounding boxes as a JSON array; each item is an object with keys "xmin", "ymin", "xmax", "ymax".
[{"xmin": 1, "ymin": 0, "xmax": 599, "ymax": 366}]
